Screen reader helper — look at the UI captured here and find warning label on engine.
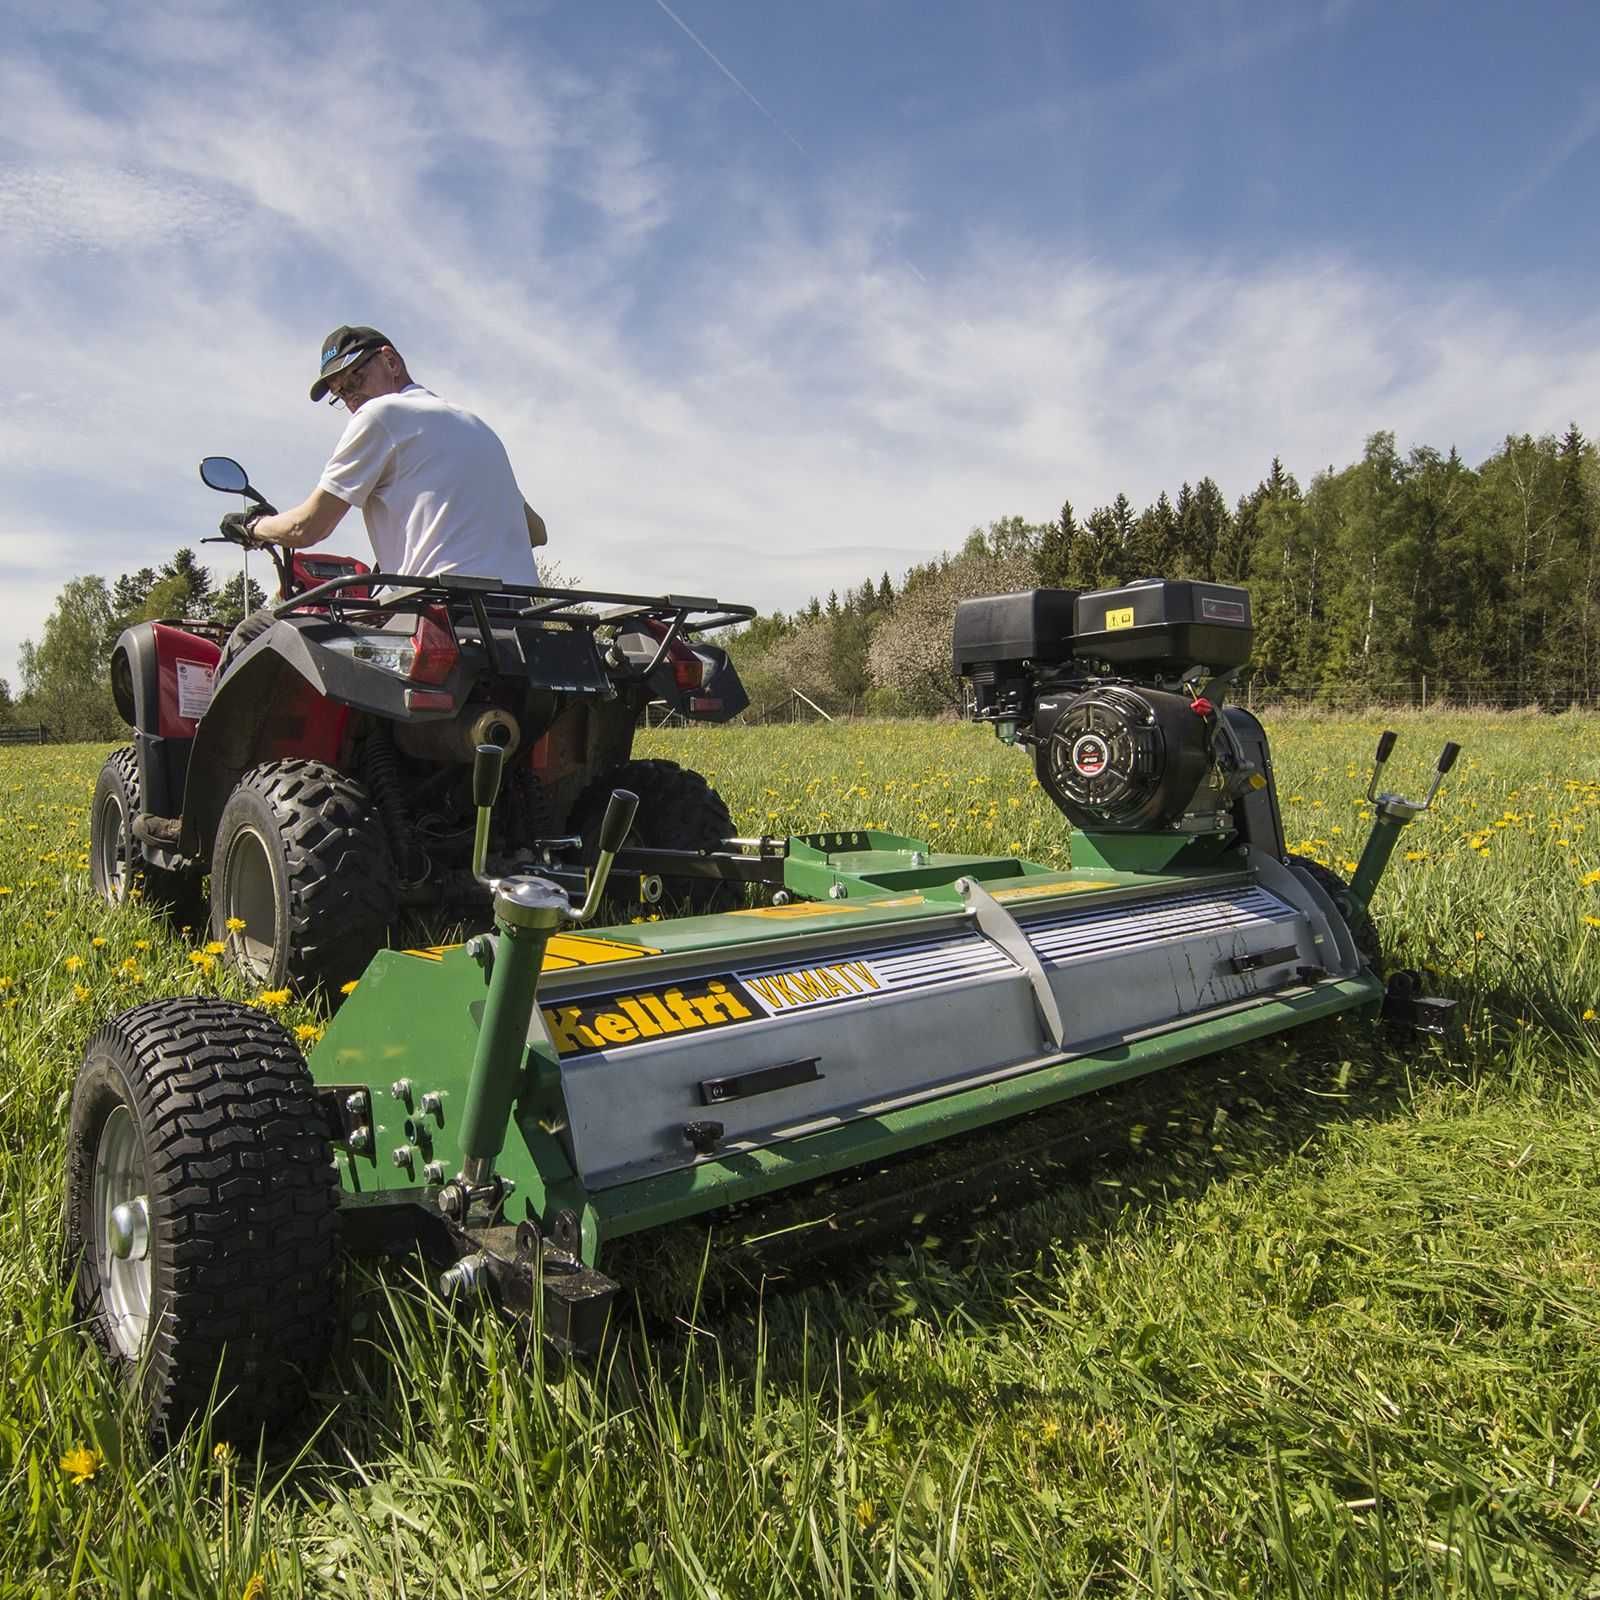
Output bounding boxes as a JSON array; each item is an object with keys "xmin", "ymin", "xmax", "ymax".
[{"xmin": 175, "ymin": 659, "xmax": 215, "ymax": 722}]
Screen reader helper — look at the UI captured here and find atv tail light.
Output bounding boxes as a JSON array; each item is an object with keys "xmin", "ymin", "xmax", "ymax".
[
  {"xmin": 639, "ymin": 618, "xmax": 706, "ymax": 690},
  {"xmin": 322, "ymin": 607, "xmax": 459, "ymax": 683},
  {"xmin": 408, "ymin": 608, "xmax": 459, "ymax": 685}
]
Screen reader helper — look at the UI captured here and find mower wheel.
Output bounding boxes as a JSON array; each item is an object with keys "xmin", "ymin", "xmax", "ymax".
[
  {"xmin": 65, "ymin": 997, "xmax": 339, "ymax": 1446},
  {"xmin": 569, "ymin": 758, "xmax": 736, "ymax": 913},
  {"xmin": 89, "ymin": 747, "xmax": 199, "ymax": 920},
  {"xmin": 211, "ymin": 759, "xmax": 397, "ymax": 997},
  {"xmin": 1288, "ymin": 854, "xmax": 1382, "ymax": 972}
]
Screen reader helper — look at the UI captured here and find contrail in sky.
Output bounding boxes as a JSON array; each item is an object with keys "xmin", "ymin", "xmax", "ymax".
[{"xmin": 651, "ymin": 0, "xmax": 809, "ymax": 157}]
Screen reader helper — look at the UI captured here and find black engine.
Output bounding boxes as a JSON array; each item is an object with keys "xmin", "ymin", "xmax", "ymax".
[{"xmin": 954, "ymin": 578, "xmax": 1282, "ymax": 847}]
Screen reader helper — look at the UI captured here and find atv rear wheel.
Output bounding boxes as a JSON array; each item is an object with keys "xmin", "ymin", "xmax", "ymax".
[
  {"xmin": 89, "ymin": 748, "xmax": 199, "ymax": 920},
  {"xmin": 569, "ymin": 758, "xmax": 736, "ymax": 913},
  {"xmin": 1289, "ymin": 853, "xmax": 1381, "ymax": 971},
  {"xmin": 65, "ymin": 998, "xmax": 339, "ymax": 1446},
  {"xmin": 211, "ymin": 760, "xmax": 397, "ymax": 997}
]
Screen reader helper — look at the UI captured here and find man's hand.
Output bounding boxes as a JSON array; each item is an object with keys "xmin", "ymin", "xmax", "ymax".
[{"xmin": 219, "ymin": 504, "xmax": 278, "ymax": 544}]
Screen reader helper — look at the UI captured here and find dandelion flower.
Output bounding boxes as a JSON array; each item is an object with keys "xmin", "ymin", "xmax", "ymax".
[
  {"xmin": 225, "ymin": 916, "xmax": 247, "ymax": 932},
  {"xmin": 855, "ymin": 1498, "xmax": 877, "ymax": 1530},
  {"xmin": 189, "ymin": 952, "xmax": 215, "ymax": 972},
  {"xmin": 0, "ymin": 977, "xmax": 12, "ymax": 991},
  {"xmin": 254, "ymin": 988, "xmax": 290, "ymax": 1007},
  {"xmin": 91, "ymin": 936, "xmax": 107, "ymax": 948},
  {"xmin": 64, "ymin": 955, "xmax": 82, "ymax": 972},
  {"xmin": 0, "ymin": 886, "xmax": 10, "ymax": 895},
  {"xmin": 74, "ymin": 984, "xmax": 91, "ymax": 1002},
  {"xmin": 340, "ymin": 979, "xmax": 359, "ymax": 996},
  {"xmin": 205, "ymin": 940, "xmax": 226, "ymax": 956},
  {"xmin": 294, "ymin": 1023, "xmax": 324, "ymax": 1044},
  {"xmin": 1584, "ymin": 916, "xmax": 1600, "ymax": 930},
  {"xmin": 1585, "ymin": 1009, "xmax": 1597, "ymax": 1022},
  {"xmin": 58, "ymin": 1445, "xmax": 103, "ymax": 1485}
]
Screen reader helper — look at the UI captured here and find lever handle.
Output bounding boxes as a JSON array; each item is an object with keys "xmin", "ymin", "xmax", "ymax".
[
  {"xmin": 1437, "ymin": 741, "xmax": 1460, "ymax": 775},
  {"xmin": 470, "ymin": 743, "xmax": 505, "ymax": 883},
  {"xmin": 1375, "ymin": 730, "xmax": 1397, "ymax": 763},
  {"xmin": 570, "ymin": 788, "xmax": 640, "ymax": 925},
  {"xmin": 598, "ymin": 788, "xmax": 639, "ymax": 855},
  {"xmin": 473, "ymin": 742, "xmax": 505, "ymax": 809}
]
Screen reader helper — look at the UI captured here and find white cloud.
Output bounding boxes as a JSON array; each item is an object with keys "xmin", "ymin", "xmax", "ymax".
[{"xmin": 2, "ymin": 1, "xmax": 1599, "ymax": 693}]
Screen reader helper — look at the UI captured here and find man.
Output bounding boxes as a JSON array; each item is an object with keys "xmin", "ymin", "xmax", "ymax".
[{"xmin": 223, "ymin": 324, "xmax": 546, "ymax": 580}]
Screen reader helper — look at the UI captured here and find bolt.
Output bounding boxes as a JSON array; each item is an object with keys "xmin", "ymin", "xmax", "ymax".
[
  {"xmin": 419, "ymin": 1091, "xmax": 443, "ymax": 1118},
  {"xmin": 909, "ymin": 850, "xmax": 927, "ymax": 866},
  {"xmin": 771, "ymin": 890, "xmax": 791, "ymax": 906},
  {"xmin": 345, "ymin": 1091, "xmax": 369, "ymax": 1119},
  {"xmin": 500, "ymin": 1176, "xmax": 516, "ymax": 1196},
  {"xmin": 437, "ymin": 1184, "xmax": 465, "ymax": 1218},
  {"xmin": 423, "ymin": 1160, "xmax": 445, "ymax": 1184},
  {"xmin": 390, "ymin": 1078, "xmax": 414, "ymax": 1105},
  {"xmin": 391, "ymin": 1144, "xmax": 415, "ymax": 1170},
  {"xmin": 348, "ymin": 1125, "xmax": 372, "ymax": 1154},
  {"xmin": 438, "ymin": 1253, "xmax": 488, "ymax": 1298},
  {"xmin": 828, "ymin": 883, "xmax": 847, "ymax": 899}
]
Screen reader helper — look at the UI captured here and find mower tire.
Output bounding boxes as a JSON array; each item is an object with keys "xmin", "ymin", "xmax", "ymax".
[
  {"xmin": 570, "ymin": 758, "xmax": 736, "ymax": 913},
  {"xmin": 210, "ymin": 759, "xmax": 397, "ymax": 998},
  {"xmin": 65, "ymin": 998, "xmax": 339, "ymax": 1446},
  {"xmin": 89, "ymin": 747, "xmax": 200, "ymax": 921},
  {"xmin": 1288, "ymin": 853, "xmax": 1382, "ymax": 972}
]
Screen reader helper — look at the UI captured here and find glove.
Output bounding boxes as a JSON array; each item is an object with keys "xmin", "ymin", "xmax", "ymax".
[{"xmin": 219, "ymin": 503, "xmax": 277, "ymax": 543}]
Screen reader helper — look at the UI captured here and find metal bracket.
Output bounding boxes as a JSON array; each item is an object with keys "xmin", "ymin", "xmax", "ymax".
[
  {"xmin": 1381, "ymin": 970, "xmax": 1458, "ymax": 1037},
  {"xmin": 956, "ymin": 876, "xmax": 1066, "ymax": 1051}
]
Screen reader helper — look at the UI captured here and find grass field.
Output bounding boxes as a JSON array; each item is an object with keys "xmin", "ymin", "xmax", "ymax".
[{"xmin": 2, "ymin": 713, "xmax": 1599, "ymax": 1597}]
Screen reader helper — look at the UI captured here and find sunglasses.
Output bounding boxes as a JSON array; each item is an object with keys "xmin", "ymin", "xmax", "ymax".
[{"xmin": 325, "ymin": 348, "xmax": 378, "ymax": 405}]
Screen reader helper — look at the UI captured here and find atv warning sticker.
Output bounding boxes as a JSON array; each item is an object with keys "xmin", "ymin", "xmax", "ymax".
[{"xmin": 175, "ymin": 659, "xmax": 215, "ymax": 722}]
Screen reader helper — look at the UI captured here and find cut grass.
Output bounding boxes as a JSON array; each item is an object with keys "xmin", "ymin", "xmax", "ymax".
[{"xmin": 1, "ymin": 714, "xmax": 1598, "ymax": 1596}]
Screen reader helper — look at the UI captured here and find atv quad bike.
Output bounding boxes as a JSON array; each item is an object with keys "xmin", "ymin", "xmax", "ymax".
[
  {"xmin": 90, "ymin": 456, "xmax": 756, "ymax": 995},
  {"xmin": 68, "ymin": 575, "xmax": 1461, "ymax": 1444}
]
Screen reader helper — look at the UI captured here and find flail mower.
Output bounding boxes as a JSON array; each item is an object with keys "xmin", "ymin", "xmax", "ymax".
[{"xmin": 65, "ymin": 577, "xmax": 1459, "ymax": 1440}]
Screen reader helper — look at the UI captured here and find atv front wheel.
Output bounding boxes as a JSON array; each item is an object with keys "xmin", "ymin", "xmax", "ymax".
[
  {"xmin": 89, "ymin": 747, "xmax": 198, "ymax": 919},
  {"xmin": 211, "ymin": 760, "xmax": 397, "ymax": 997},
  {"xmin": 1289, "ymin": 853, "xmax": 1381, "ymax": 971},
  {"xmin": 569, "ymin": 758, "xmax": 736, "ymax": 913},
  {"xmin": 65, "ymin": 998, "xmax": 339, "ymax": 1445}
]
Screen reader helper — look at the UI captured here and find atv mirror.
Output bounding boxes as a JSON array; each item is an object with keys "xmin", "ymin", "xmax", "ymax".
[{"xmin": 199, "ymin": 456, "xmax": 250, "ymax": 494}]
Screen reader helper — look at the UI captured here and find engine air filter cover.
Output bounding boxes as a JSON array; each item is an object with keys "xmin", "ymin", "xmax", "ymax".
[{"xmin": 1034, "ymin": 683, "xmax": 1213, "ymax": 831}]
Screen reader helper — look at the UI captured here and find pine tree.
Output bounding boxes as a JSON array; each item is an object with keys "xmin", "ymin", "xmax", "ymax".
[{"xmin": 1036, "ymin": 500, "xmax": 1078, "ymax": 588}]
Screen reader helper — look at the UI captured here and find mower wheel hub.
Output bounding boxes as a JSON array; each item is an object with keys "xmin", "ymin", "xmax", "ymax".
[{"xmin": 108, "ymin": 1197, "xmax": 150, "ymax": 1261}]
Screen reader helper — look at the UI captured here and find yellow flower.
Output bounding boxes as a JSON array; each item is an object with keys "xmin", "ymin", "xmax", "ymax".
[
  {"xmin": 213, "ymin": 1441, "xmax": 236, "ymax": 1467},
  {"xmin": 254, "ymin": 989, "xmax": 290, "ymax": 1007},
  {"xmin": 133, "ymin": 939, "xmax": 150, "ymax": 952},
  {"xmin": 293, "ymin": 1023, "xmax": 324, "ymax": 1044},
  {"xmin": 1404, "ymin": 850, "xmax": 1426, "ymax": 862},
  {"xmin": 855, "ymin": 1498, "xmax": 877, "ymax": 1530},
  {"xmin": 74, "ymin": 984, "xmax": 91, "ymax": 1002},
  {"xmin": 189, "ymin": 952, "xmax": 216, "ymax": 972},
  {"xmin": 1584, "ymin": 916, "xmax": 1600, "ymax": 930},
  {"xmin": 1583, "ymin": 869, "xmax": 1600, "ymax": 888},
  {"xmin": 118, "ymin": 958, "xmax": 140, "ymax": 976},
  {"xmin": 1584, "ymin": 1009, "xmax": 1597, "ymax": 1022},
  {"xmin": 1341, "ymin": 860, "xmax": 1358, "ymax": 874},
  {"xmin": 340, "ymin": 980, "xmax": 359, "ymax": 996},
  {"xmin": 205, "ymin": 940, "xmax": 227, "ymax": 956},
  {"xmin": 225, "ymin": 916, "xmax": 247, "ymax": 932},
  {"xmin": 240, "ymin": 1575, "xmax": 267, "ymax": 1600},
  {"xmin": 0, "ymin": 886, "xmax": 10, "ymax": 895},
  {"xmin": 59, "ymin": 1445, "xmax": 104, "ymax": 1485},
  {"xmin": 0, "ymin": 977, "xmax": 12, "ymax": 991},
  {"xmin": 64, "ymin": 955, "xmax": 82, "ymax": 972},
  {"xmin": 91, "ymin": 935, "xmax": 106, "ymax": 948},
  {"xmin": 1039, "ymin": 1417, "xmax": 1062, "ymax": 1443}
]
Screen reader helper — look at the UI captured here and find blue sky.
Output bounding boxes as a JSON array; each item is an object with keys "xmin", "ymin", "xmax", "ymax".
[{"xmin": 4, "ymin": 0, "xmax": 1599, "ymax": 684}]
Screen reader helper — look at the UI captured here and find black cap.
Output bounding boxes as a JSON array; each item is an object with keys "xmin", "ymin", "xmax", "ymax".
[{"xmin": 310, "ymin": 324, "xmax": 392, "ymax": 401}]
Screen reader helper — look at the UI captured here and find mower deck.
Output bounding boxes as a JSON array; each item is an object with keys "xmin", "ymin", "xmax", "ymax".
[{"xmin": 313, "ymin": 829, "xmax": 1377, "ymax": 1328}]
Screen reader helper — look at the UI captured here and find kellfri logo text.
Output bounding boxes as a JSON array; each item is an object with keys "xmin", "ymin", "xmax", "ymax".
[{"xmin": 542, "ymin": 975, "xmax": 761, "ymax": 1057}]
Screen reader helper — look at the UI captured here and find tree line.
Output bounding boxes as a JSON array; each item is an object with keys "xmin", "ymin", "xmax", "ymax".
[
  {"xmin": 724, "ymin": 424, "xmax": 1600, "ymax": 718},
  {"xmin": 5, "ymin": 552, "xmax": 264, "ymax": 741},
  {"xmin": 6, "ymin": 423, "xmax": 1596, "ymax": 741}
]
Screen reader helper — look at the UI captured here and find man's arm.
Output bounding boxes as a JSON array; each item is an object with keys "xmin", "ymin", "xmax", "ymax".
[
  {"xmin": 253, "ymin": 488, "xmax": 352, "ymax": 550},
  {"xmin": 524, "ymin": 502, "xmax": 547, "ymax": 549}
]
